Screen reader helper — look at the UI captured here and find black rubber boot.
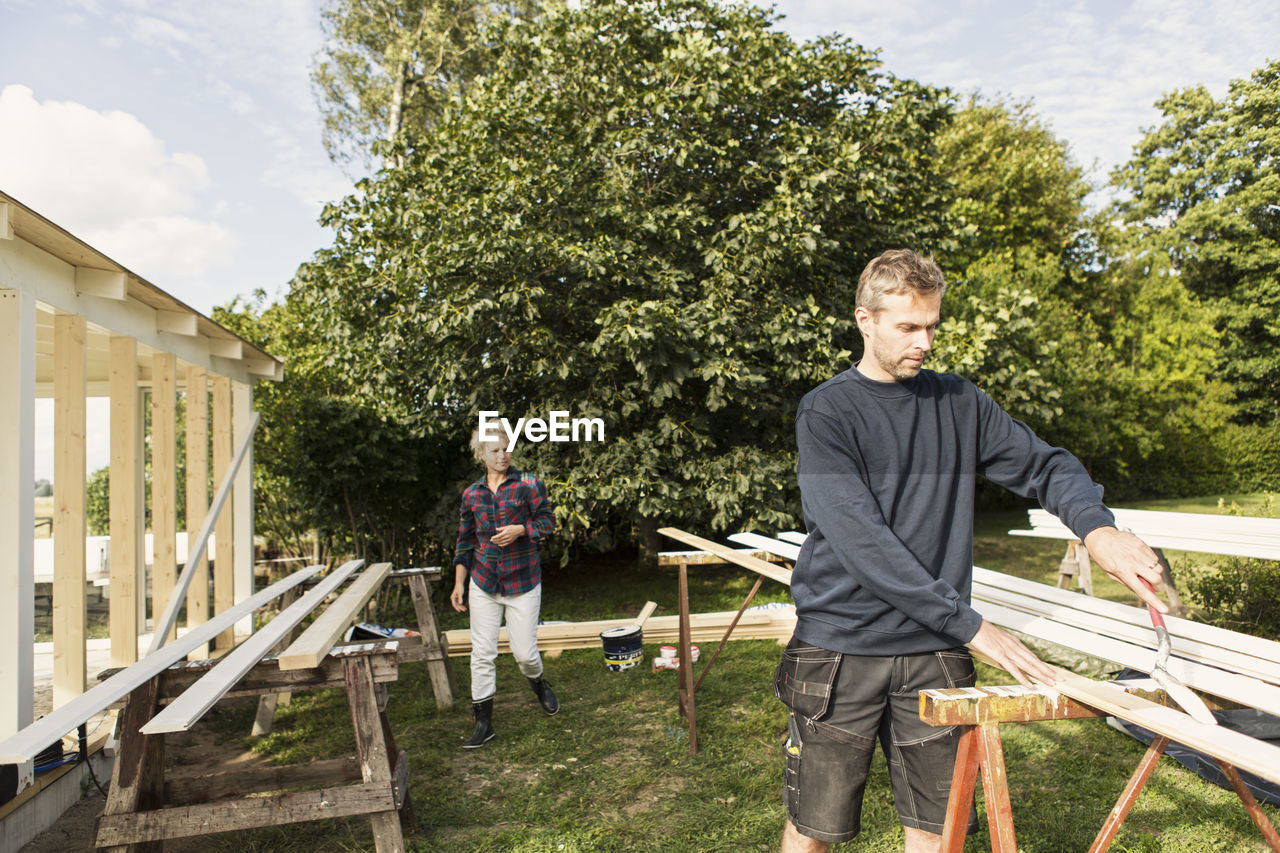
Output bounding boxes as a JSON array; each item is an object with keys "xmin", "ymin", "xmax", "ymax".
[
  {"xmin": 528, "ymin": 676, "xmax": 560, "ymax": 716},
  {"xmin": 463, "ymin": 698, "xmax": 495, "ymax": 748}
]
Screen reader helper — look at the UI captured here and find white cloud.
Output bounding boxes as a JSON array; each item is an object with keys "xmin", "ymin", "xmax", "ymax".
[{"xmin": 0, "ymin": 84, "xmax": 233, "ymax": 278}]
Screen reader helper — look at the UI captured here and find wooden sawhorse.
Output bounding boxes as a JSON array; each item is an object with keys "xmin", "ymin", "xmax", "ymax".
[
  {"xmin": 921, "ymin": 684, "xmax": 1280, "ymax": 853},
  {"xmin": 94, "ymin": 644, "xmax": 413, "ymax": 852}
]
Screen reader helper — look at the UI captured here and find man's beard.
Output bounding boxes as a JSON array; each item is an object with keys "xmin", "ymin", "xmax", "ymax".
[{"xmin": 873, "ymin": 346, "xmax": 926, "ymax": 381}]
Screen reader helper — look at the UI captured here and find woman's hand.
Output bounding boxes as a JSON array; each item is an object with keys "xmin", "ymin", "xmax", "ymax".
[
  {"xmin": 491, "ymin": 523, "xmax": 526, "ymax": 547},
  {"xmin": 451, "ymin": 568, "xmax": 467, "ymax": 612}
]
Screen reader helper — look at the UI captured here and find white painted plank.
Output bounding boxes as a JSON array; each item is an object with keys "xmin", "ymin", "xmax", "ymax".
[
  {"xmin": 973, "ymin": 566, "xmax": 1280, "ymax": 665},
  {"xmin": 1035, "ymin": 667, "xmax": 1280, "ymax": 787},
  {"xmin": 972, "ymin": 582, "xmax": 1280, "ymax": 686},
  {"xmin": 657, "ymin": 528, "xmax": 794, "ymax": 586},
  {"xmin": 74, "ymin": 267, "xmax": 126, "ymax": 300},
  {"xmin": 728, "ymin": 532, "xmax": 802, "ymax": 561},
  {"xmin": 53, "ymin": 314, "xmax": 88, "ymax": 706},
  {"xmin": 148, "ymin": 411, "xmax": 260, "ymax": 655},
  {"xmin": 155, "ymin": 309, "xmax": 198, "ymax": 336},
  {"xmin": 777, "ymin": 531, "xmax": 807, "ymax": 546},
  {"xmin": 974, "ymin": 599, "xmax": 1280, "ymax": 716},
  {"xmin": 232, "ymin": 381, "xmax": 254, "ymax": 637},
  {"xmin": 141, "ymin": 559, "xmax": 365, "ymax": 733},
  {"xmin": 0, "ymin": 564, "xmax": 322, "ymax": 763},
  {"xmin": 277, "ymin": 563, "xmax": 391, "ymax": 670}
]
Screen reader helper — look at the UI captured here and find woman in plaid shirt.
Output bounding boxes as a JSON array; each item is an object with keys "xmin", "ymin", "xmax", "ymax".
[{"xmin": 451, "ymin": 428, "xmax": 558, "ymax": 748}]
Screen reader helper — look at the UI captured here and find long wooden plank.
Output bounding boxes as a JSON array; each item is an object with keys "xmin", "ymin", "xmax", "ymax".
[
  {"xmin": 973, "ymin": 581, "xmax": 1280, "ymax": 685},
  {"xmin": 974, "ymin": 599, "xmax": 1280, "ymax": 715},
  {"xmin": 151, "ymin": 352, "xmax": 178, "ymax": 645},
  {"xmin": 656, "ymin": 548, "xmax": 778, "ymax": 566},
  {"xmin": 94, "ymin": 782, "xmax": 395, "ymax": 845},
  {"xmin": 777, "ymin": 531, "xmax": 807, "ymax": 546},
  {"xmin": 973, "ymin": 566, "xmax": 1280, "ymax": 665},
  {"xmin": 141, "ymin": 559, "xmax": 365, "ymax": 733},
  {"xmin": 148, "ymin": 411, "xmax": 260, "ymax": 655},
  {"xmin": 109, "ymin": 335, "xmax": 142, "ymax": 667},
  {"xmin": 0, "ymin": 564, "xmax": 322, "ymax": 763},
  {"xmin": 727, "ymin": 531, "xmax": 802, "ymax": 561},
  {"xmin": 53, "ymin": 313, "xmax": 87, "ymax": 706},
  {"xmin": 1033, "ymin": 507, "xmax": 1280, "ymax": 538},
  {"xmin": 211, "ymin": 374, "xmax": 234, "ymax": 650},
  {"xmin": 164, "ymin": 757, "xmax": 363, "ymax": 804},
  {"xmin": 1009, "ymin": 527, "xmax": 1280, "ymax": 561},
  {"xmin": 184, "ymin": 366, "xmax": 209, "ymax": 657},
  {"xmin": 278, "ymin": 563, "xmax": 392, "ymax": 670},
  {"xmin": 1038, "ymin": 665, "xmax": 1280, "ymax": 788},
  {"xmin": 657, "ymin": 528, "xmax": 794, "ymax": 586}
]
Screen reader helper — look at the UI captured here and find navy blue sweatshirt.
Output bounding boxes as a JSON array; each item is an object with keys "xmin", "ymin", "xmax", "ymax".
[{"xmin": 792, "ymin": 365, "xmax": 1116, "ymax": 656}]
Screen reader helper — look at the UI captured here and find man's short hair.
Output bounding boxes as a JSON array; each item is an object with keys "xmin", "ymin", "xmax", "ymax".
[{"xmin": 855, "ymin": 249, "xmax": 947, "ymax": 313}]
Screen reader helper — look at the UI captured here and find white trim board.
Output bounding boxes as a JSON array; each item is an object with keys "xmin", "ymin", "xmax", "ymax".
[
  {"xmin": 140, "ymin": 559, "xmax": 365, "ymax": 734},
  {"xmin": 974, "ymin": 599, "xmax": 1280, "ymax": 716},
  {"xmin": 727, "ymin": 532, "xmax": 802, "ymax": 562},
  {"xmin": 0, "ymin": 564, "xmax": 322, "ymax": 763}
]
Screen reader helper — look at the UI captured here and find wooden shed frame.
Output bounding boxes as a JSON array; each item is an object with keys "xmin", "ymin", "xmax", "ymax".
[{"xmin": 0, "ymin": 189, "xmax": 283, "ymax": 740}]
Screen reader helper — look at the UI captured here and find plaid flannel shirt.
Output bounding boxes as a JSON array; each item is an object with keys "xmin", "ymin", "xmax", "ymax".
[{"xmin": 453, "ymin": 468, "xmax": 555, "ymax": 596}]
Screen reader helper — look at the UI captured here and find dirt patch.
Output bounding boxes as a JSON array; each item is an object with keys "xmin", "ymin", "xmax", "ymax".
[{"xmin": 21, "ymin": 702, "xmax": 283, "ymax": 852}]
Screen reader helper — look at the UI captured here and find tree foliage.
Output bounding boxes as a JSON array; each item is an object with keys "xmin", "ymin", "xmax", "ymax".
[
  {"xmin": 1113, "ymin": 60, "xmax": 1280, "ymax": 423},
  {"xmin": 312, "ymin": 0, "xmax": 540, "ymax": 169},
  {"xmin": 294, "ymin": 0, "xmax": 955, "ymax": 554}
]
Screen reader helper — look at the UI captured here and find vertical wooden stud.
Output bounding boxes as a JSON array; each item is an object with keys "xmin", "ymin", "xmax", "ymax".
[
  {"xmin": 110, "ymin": 336, "xmax": 142, "ymax": 667},
  {"xmin": 232, "ymin": 381, "xmax": 254, "ymax": 638},
  {"xmin": 211, "ymin": 375, "xmax": 234, "ymax": 650},
  {"xmin": 151, "ymin": 353, "xmax": 177, "ymax": 644},
  {"xmin": 0, "ymin": 288, "xmax": 36, "ymax": 735},
  {"xmin": 54, "ymin": 314, "xmax": 88, "ymax": 706},
  {"xmin": 185, "ymin": 366, "xmax": 209, "ymax": 659}
]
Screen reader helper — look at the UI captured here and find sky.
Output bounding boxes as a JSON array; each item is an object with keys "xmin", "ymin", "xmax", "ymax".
[{"xmin": 3, "ymin": 0, "xmax": 1278, "ymax": 481}]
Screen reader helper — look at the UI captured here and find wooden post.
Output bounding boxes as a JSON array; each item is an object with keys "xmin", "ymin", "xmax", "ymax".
[
  {"xmin": 185, "ymin": 366, "xmax": 209, "ymax": 658},
  {"xmin": 53, "ymin": 314, "xmax": 88, "ymax": 706},
  {"xmin": 0, "ymin": 288, "xmax": 36, "ymax": 736},
  {"xmin": 407, "ymin": 573, "xmax": 456, "ymax": 707},
  {"xmin": 110, "ymin": 335, "xmax": 143, "ymax": 667},
  {"xmin": 97, "ymin": 676, "xmax": 165, "ymax": 853},
  {"xmin": 344, "ymin": 655, "xmax": 407, "ymax": 853},
  {"xmin": 151, "ymin": 353, "xmax": 178, "ymax": 644},
  {"xmin": 211, "ymin": 375, "xmax": 234, "ymax": 650},
  {"xmin": 232, "ymin": 381, "xmax": 254, "ymax": 637},
  {"xmin": 677, "ymin": 562, "xmax": 698, "ymax": 754}
]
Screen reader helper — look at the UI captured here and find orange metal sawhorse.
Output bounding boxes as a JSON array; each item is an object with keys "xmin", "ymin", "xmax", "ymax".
[{"xmin": 920, "ymin": 684, "xmax": 1280, "ymax": 852}]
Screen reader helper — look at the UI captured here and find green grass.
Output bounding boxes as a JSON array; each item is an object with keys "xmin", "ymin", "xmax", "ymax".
[{"xmin": 162, "ymin": 494, "xmax": 1279, "ymax": 851}]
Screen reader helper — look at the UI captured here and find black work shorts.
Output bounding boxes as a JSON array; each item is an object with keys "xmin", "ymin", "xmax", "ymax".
[{"xmin": 773, "ymin": 636, "xmax": 979, "ymax": 844}]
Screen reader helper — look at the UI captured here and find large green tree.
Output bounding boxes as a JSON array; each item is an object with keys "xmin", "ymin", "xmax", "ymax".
[
  {"xmin": 312, "ymin": 0, "xmax": 540, "ymax": 169},
  {"xmin": 1113, "ymin": 60, "xmax": 1280, "ymax": 424},
  {"xmin": 294, "ymin": 0, "xmax": 955, "ymax": 554}
]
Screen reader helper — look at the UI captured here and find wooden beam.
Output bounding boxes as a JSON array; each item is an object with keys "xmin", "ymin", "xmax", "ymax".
[
  {"xmin": 141, "ymin": 560, "xmax": 366, "ymax": 734},
  {"xmin": 155, "ymin": 310, "xmax": 198, "ymax": 336},
  {"xmin": 151, "ymin": 353, "xmax": 178, "ymax": 645},
  {"xmin": 656, "ymin": 548, "xmax": 779, "ymax": 566},
  {"xmin": 208, "ymin": 338, "xmax": 243, "ymax": 360},
  {"xmin": 149, "ymin": 411, "xmax": 260, "ymax": 656},
  {"xmin": 74, "ymin": 267, "xmax": 127, "ymax": 300},
  {"xmin": 278, "ymin": 563, "xmax": 392, "ymax": 670},
  {"xmin": 184, "ymin": 366, "xmax": 209, "ymax": 657},
  {"xmin": 232, "ymin": 381, "xmax": 254, "ymax": 637},
  {"xmin": 109, "ymin": 335, "xmax": 143, "ymax": 667},
  {"xmin": 94, "ymin": 782, "xmax": 396, "ymax": 845},
  {"xmin": 211, "ymin": 375, "xmax": 233, "ymax": 650},
  {"xmin": 657, "ymin": 528, "xmax": 794, "ymax": 586},
  {"xmin": 0, "ymin": 564, "xmax": 322, "ymax": 763},
  {"xmin": 163, "ymin": 757, "xmax": 363, "ymax": 804},
  {"xmin": 0, "ymin": 201, "xmax": 12, "ymax": 239},
  {"xmin": 0, "ymin": 288, "xmax": 36, "ymax": 736},
  {"xmin": 53, "ymin": 314, "xmax": 88, "ymax": 706}
]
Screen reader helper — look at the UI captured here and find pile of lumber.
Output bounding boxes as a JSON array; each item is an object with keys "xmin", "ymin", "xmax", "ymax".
[{"xmin": 443, "ymin": 606, "xmax": 797, "ymax": 657}]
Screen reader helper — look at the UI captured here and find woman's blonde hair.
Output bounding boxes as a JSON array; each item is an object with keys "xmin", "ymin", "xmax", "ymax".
[{"xmin": 469, "ymin": 426, "xmax": 514, "ymax": 461}]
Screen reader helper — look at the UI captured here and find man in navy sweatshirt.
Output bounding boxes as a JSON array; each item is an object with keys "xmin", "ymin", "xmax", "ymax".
[{"xmin": 776, "ymin": 249, "xmax": 1168, "ymax": 853}]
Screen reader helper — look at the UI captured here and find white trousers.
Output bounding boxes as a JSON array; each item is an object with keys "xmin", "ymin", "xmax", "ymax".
[{"xmin": 468, "ymin": 579, "xmax": 543, "ymax": 702}]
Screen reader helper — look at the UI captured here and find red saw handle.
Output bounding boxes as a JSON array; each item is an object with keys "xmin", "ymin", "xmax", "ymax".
[{"xmin": 1139, "ymin": 577, "xmax": 1166, "ymax": 629}]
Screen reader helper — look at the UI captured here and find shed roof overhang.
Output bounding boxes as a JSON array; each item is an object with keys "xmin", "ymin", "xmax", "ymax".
[{"xmin": 0, "ymin": 190, "xmax": 284, "ymax": 394}]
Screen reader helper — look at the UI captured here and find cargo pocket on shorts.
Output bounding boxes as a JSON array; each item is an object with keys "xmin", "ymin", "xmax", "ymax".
[{"xmin": 773, "ymin": 638, "xmax": 841, "ymax": 722}]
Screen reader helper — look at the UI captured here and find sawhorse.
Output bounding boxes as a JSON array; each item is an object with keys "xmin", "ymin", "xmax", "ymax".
[
  {"xmin": 920, "ymin": 684, "xmax": 1280, "ymax": 852},
  {"xmin": 94, "ymin": 644, "xmax": 414, "ymax": 852}
]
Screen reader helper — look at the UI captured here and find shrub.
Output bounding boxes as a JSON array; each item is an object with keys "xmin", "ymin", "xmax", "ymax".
[{"xmin": 1183, "ymin": 494, "xmax": 1280, "ymax": 640}]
